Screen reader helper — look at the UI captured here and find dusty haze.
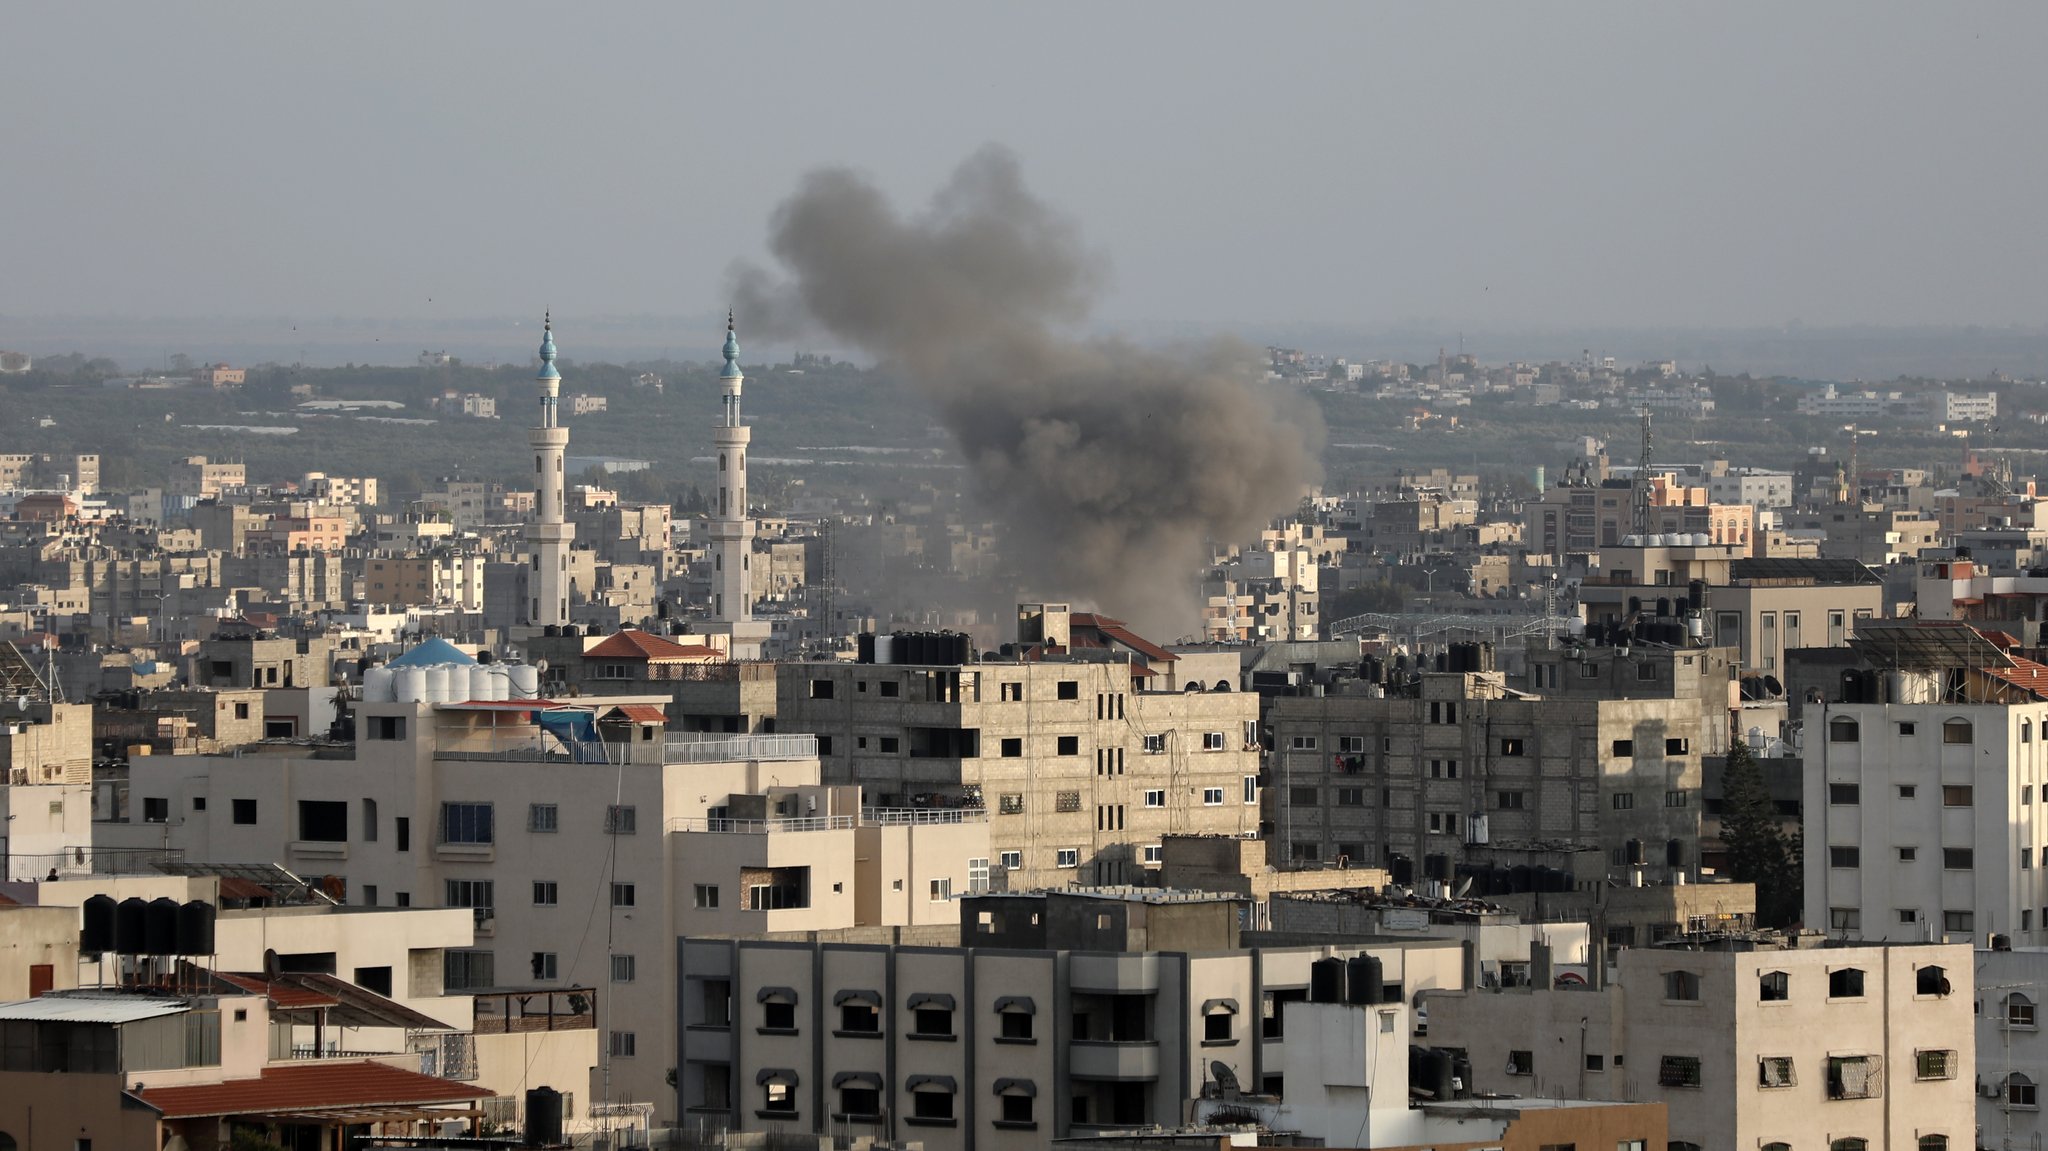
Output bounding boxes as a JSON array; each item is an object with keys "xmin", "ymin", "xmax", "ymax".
[{"xmin": 734, "ymin": 149, "xmax": 1324, "ymax": 633}]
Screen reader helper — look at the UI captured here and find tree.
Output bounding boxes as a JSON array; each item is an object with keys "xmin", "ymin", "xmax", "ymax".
[{"xmin": 1719, "ymin": 737, "xmax": 1802, "ymax": 928}]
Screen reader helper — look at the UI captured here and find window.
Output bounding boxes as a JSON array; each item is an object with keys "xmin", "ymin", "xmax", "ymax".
[
  {"xmin": 1826, "ymin": 1055, "xmax": 1879, "ymax": 1099},
  {"xmin": 1899, "ymin": 908, "xmax": 1920, "ymax": 924},
  {"xmin": 878, "ymin": 681, "xmax": 898, "ymax": 698},
  {"xmin": 762, "ymin": 1078, "xmax": 794, "ymax": 1112},
  {"xmin": 1830, "ymin": 1144, "xmax": 1869, "ymax": 1151},
  {"xmin": 809, "ymin": 678, "xmax": 834, "ymax": 699},
  {"xmin": 998, "ymin": 793, "xmax": 1024, "ymax": 815},
  {"xmin": 1290, "ymin": 735, "xmax": 1319, "ymax": 751},
  {"xmin": 353, "ymin": 966, "xmax": 392, "ymax": 996},
  {"xmin": 1829, "ymin": 907, "xmax": 1860, "ymax": 931},
  {"xmin": 1916, "ymin": 965, "xmax": 1951, "ymax": 996},
  {"xmin": 1942, "ymin": 719, "xmax": 1973, "ymax": 744},
  {"xmin": 1204, "ymin": 1011, "xmax": 1232, "ymax": 1043},
  {"xmin": 879, "ymin": 736, "xmax": 899, "ymax": 754},
  {"xmin": 1829, "ymin": 717, "xmax": 1861, "ymax": 743},
  {"xmin": 1915, "ymin": 1049, "xmax": 1956, "ymax": 1079},
  {"xmin": 999, "ymin": 1003, "xmax": 1034, "ymax": 1041},
  {"xmin": 1000, "ymin": 737, "xmax": 1022, "ymax": 757},
  {"xmin": 1657, "ymin": 1055, "xmax": 1702, "ymax": 1088},
  {"xmin": 1056, "ymin": 735, "xmax": 1079, "ymax": 756},
  {"xmin": 1898, "ymin": 846, "xmax": 1917, "ymax": 862},
  {"xmin": 1500, "ymin": 737, "xmax": 1525, "ymax": 756},
  {"xmin": 999, "ymin": 1091, "xmax": 1034, "ymax": 1125},
  {"xmin": 445, "ymin": 879, "xmax": 495, "ymax": 922},
  {"xmin": 1055, "ymin": 848, "xmax": 1079, "ymax": 869},
  {"xmin": 440, "ymin": 802, "xmax": 494, "ymax": 844},
  {"xmin": 143, "ymin": 797, "xmax": 168, "ymax": 823},
  {"xmin": 912, "ymin": 1089, "xmax": 954, "ymax": 1121},
  {"xmin": 1897, "ymin": 721, "xmax": 1915, "ymax": 736},
  {"xmin": 914, "ymin": 1006, "xmax": 953, "ymax": 1037},
  {"xmin": 611, "ymin": 883, "xmax": 635, "ymax": 907},
  {"xmin": 1829, "ymin": 783, "xmax": 1860, "ymax": 805},
  {"xmin": 1496, "ymin": 790, "xmax": 1525, "ymax": 809},
  {"xmin": 1143, "ymin": 789, "xmax": 1166, "ymax": 807},
  {"xmin": 1204, "ymin": 731, "xmax": 1227, "ymax": 751},
  {"xmin": 1665, "ymin": 737, "xmax": 1689, "ymax": 755},
  {"xmin": 840, "ymin": 1086, "xmax": 880, "ymax": 1118},
  {"xmin": 763, "ymin": 999, "xmax": 796, "ymax": 1031},
  {"xmin": 232, "ymin": 798, "xmax": 258, "ymax": 825},
  {"xmin": 1758, "ymin": 1055, "xmax": 1796, "ymax": 1087},
  {"xmin": 1612, "ymin": 793, "xmax": 1635, "ymax": 811},
  {"xmin": 1203, "ymin": 788, "xmax": 1225, "ymax": 805},
  {"xmin": 1664, "ymin": 971, "xmax": 1700, "ymax": 1001},
  {"xmin": 1143, "ymin": 844, "xmax": 1163, "ymax": 863},
  {"xmin": 1829, "ymin": 968, "xmax": 1866, "ymax": 998},
  {"xmin": 1507, "ymin": 1050, "xmax": 1533, "ymax": 1075},
  {"xmin": 1917, "ymin": 1137, "xmax": 1949, "ymax": 1151},
  {"xmin": 1056, "ymin": 680, "xmax": 1079, "ymax": 700},
  {"xmin": 297, "ymin": 800, "xmax": 347, "ymax": 842},
  {"xmin": 1338, "ymin": 787, "xmax": 1366, "ymax": 806},
  {"xmin": 611, "ymin": 954, "xmax": 636, "ymax": 983},
  {"xmin": 1665, "ymin": 790, "xmax": 1689, "ymax": 808},
  {"xmin": 2010, "ymin": 1073, "xmax": 2039, "ymax": 1108},
  {"xmin": 1290, "ymin": 787, "xmax": 1318, "ymax": 806},
  {"xmin": 929, "ymin": 878, "xmax": 952, "ymax": 901},
  {"xmin": 1612, "ymin": 739, "xmax": 1633, "ymax": 758},
  {"xmin": 1943, "ymin": 848, "xmax": 1973, "ymax": 870},
  {"xmin": 999, "ymin": 681, "xmax": 1024, "ymax": 702},
  {"xmin": 443, "ymin": 949, "xmax": 495, "ymax": 990},
  {"xmin": 694, "ymin": 884, "xmax": 718, "ymax": 908},
  {"xmin": 395, "ymin": 817, "xmax": 409, "ymax": 851},
  {"xmin": 532, "ymin": 881, "xmax": 558, "ymax": 906},
  {"xmin": 1243, "ymin": 776, "xmax": 1258, "ymax": 804},
  {"xmin": 839, "ymin": 1001, "xmax": 880, "ymax": 1034},
  {"xmin": 1142, "ymin": 733, "xmax": 1166, "ymax": 753},
  {"xmin": 1898, "ymin": 784, "xmax": 1916, "ymax": 799},
  {"xmin": 1829, "ymin": 846, "xmax": 1860, "ymax": 868},
  {"xmin": 530, "ymin": 952, "xmax": 558, "ymax": 980},
  {"xmin": 2007, "ymin": 993, "xmax": 2036, "ymax": 1027},
  {"xmin": 1759, "ymin": 970, "xmax": 1789, "ymax": 1001},
  {"xmin": 999, "ymin": 850, "xmax": 1021, "ymax": 870},
  {"xmin": 367, "ymin": 715, "xmax": 406, "ymax": 740},
  {"xmin": 361, "ymin": 798, "xmax": 378, "ymax": 841},
  {"xmin": 1943, "ymin": 785, "xmax": 1973, "ymax": 807},
  {"xmin": 609, "ymin": 1031, "xmax": 636, "ymax": 1058}
]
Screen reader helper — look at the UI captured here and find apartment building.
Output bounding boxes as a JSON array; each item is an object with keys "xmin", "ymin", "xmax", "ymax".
[
  {"xmin": 100, "ymin": 663, "xmax": 985, "ymax": 1119},
  {"xmin": 1425, "ymin": 940, "xmax": 1975, "ymax": 1151},
  {"xmin": 1976, "ymin": 945, "xmax": 2048, "ymax": 1150},
  {"xmin": 1264, "ymin": 669, "xmax": 1706, "ymax": 887},
  {"xmin": 675, "ymin": 911, "xmax": 1468, "ymax": 1150},
  {"xmin": 1804, "ymin": 621, "xmax": 2048, "ymax": 945},
  {"xmin": 775, "ymin": 610, "xmax": 1262, "ymax": 890}
]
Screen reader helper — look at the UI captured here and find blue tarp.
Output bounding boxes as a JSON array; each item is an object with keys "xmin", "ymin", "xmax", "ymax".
[{"xmin": 536, "ymin": 710, "xmax": 605, "ymax": 762}]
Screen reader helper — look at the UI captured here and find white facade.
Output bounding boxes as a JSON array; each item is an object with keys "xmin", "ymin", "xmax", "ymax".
[
  {"xmin": 1976, "ymin": 947, "xmax": 2048, "ymax": 1150},
  {"xmin": 1806, "ymin": 696, "xmax": 2045, "ymax": 944}
]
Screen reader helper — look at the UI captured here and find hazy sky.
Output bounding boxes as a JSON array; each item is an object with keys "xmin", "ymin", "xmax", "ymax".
[{"xmin": 5, "ymin": 3, "xmax": 2046, "ymax": 333}]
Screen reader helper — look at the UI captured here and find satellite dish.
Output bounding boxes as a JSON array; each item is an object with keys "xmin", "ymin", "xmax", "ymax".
[
  {"xmin": 1210, "ymin": 1060, "xmax": 1241, "ymax": 1099},
  {"xmin": 1763, "ymin": 674, "xmax": 1784, "ymax": 696},
  {"xmin": 1454, "ymin": 877, "xmax": 1474, "ymax": 898}
]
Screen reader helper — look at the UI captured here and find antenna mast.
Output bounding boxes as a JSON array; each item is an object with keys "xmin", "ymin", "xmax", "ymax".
[{"xmin": 1631, "ymin": 408, "xmax": 1654, "ymax": 537}]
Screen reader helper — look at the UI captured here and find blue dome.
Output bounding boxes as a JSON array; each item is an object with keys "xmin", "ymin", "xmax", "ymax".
[{"xmin": 387, "ymin": 637, "xmax": 478, "ymax": 668}]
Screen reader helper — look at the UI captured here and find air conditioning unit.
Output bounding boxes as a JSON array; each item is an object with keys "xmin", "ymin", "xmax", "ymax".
[{"xmin": 1980, "ymin": 1080, "xmax": 2002, "ymax": 1099}]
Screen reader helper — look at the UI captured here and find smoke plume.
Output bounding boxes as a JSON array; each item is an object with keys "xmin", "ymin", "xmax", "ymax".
[{"xmin": 732, "ymin": 147, "xmax": 1323, "ymax": 637}]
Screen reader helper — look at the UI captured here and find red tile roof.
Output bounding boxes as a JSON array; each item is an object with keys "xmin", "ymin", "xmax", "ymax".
[
  {"xmin": 1986, "ymin": 656, "xmax": 2048, "ymax": 699},
  {"xmin": 215, "ymin": 973, "xmax": 341, "ymax": 1010},
  {"xmin": 607, "ymin": 704, "xmax": 669, "ymax": 725},
  {"xmin": 1071, "ymin": 613, "xmax": 1178, "ymax": 663},
  {"xmin": 138, "ymin": 1060, "xmax": 491, "ymax": 1119},
  {"xmin": 582, "ymin": 630, "xmax": 724, "ymax": 662}
]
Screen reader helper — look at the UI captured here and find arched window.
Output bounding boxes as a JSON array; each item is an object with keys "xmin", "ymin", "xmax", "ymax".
[
  {"xmin": 2009, "ymin": 992, "xmax": 2038, "ymax": 1027},
  {"xmin": 1831, "ymin": 1140, "xmax": 1870, "ymax": 1151},
  {"xmin": 2025, "ymin": 719, "xmax": 2034, "ymax": 744},
  {"xmin": 1829, "ymin": 716, "xmax": 1860, "ymax": 742},
  {"xmin": 2010, "ymin": 1072, "xmax": 2040, "ymax": 1108},
  {"xmin": 1918, "ymin": 1135, "xmax": 1950, "ymax": 1151},
  {"xmin": 1669, "ymin": 1143, "xmax": 1703, "ymax": 1151},
  {"xmin": 1762, "ymin": 1144, "xmax": 1790, "ymax": 1151},
  {"xmin": 1916, "ymin": 965, "xmax": 1951, "ymax": 996},
  {"xmin": 719, "ymin": 453, "xmax": 726, "ymax": 472},
  {"xmin": 1759, "ymin": 970, "xmax": 1789, "ymax": 1001},
  {"xmin": 0, "ymin": 1132, "xmax": 16, "ymax": 1151},
  {"xmin": 1942, "ymin": 718, "xmax": 1973, "ymax": 744}
]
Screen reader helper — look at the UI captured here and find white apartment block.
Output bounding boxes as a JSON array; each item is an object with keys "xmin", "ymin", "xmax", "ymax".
[
  {"xmin": 1805, "ymin": 625, "xmax": 2048, "ymax": 945},
  {"xmin": 1426, "ymin": 940, "xmax": 1976, "ymax": 1151},
  {"xmin": 99, "ymin": 684, "xmax": 987, "ymax": 1122},
  {"xmin": 1976, "ymin": 946, "xmax": 2048, "ymax": 1150},
  {"xmin": 777, "ymin": 649, "xmax": 1261, "ymax": 891}
]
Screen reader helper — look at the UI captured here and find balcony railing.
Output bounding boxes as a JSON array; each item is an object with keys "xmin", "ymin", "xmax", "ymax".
[
  {"xmin": 669, "ymin": 806, "xmax": 988, "ymax": 834},
  {"xmin": 436, "ymin": 733, "xmax": 818, "ymax": 766}
]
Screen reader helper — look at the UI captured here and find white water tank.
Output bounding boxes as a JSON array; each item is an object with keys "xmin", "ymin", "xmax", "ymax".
[
  {"xmin": 508, "ymin": 664, "xmax": 541, "ymax": 699},
  {"xmin": 485, "ymin": 665, "xmax": 511, "ymax": 701},
  {"xmin": 393, "ymin": 667, "xmax": 425, "ymax": 703},
  {"xmin": 469, "ymin": 666, "xmax": 495, "ymax": 702},
  {"xmin": 362, "ymin": 666, "xmax": 395, "ymax": 703},
  {"xmin": 423, "ymin": 665, "xmax": 452, "ymax": 704}
]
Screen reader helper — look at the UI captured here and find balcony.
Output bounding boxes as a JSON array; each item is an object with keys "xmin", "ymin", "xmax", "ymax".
[
  {"xmin": 668, "ymin": 807, "xmax": 988, "ymax": 834},
  {"xmin": 1069, "ymin": 1040, "xmax": 1161, "ymax": 1081}
]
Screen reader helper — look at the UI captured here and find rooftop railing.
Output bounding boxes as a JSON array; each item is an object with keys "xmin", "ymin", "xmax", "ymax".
[{"xmin": 668, "ymin": 806, "xmax": 987, "ymax": 834}]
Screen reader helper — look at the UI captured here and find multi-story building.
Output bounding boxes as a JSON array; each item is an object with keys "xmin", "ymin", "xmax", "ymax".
[
  {"xmin": 676, "ymin": 902, "xmax": 1470, "ymax": 1149},
  {"xmin": 167, "ymin": 455, "xmax": 247, "ymax": 502},
  {"xmin": 1804, "ymin": 620, "xmax": 2048, "ymax": 944},
  {"xmin": 1265, "ymin": 668, "xmax": 1707, "ymax": 887},
  {"xmin": 775, "ymin": 606, "xmax": 1263, "ymax": 889},
  {"xmin": 1425, "ymin": 939, "xmax": 1975, "ymax": 1151},
  {"xmin": 568, "ymin": 393, "xmax": 608, "ymax": 415},
  {"xmin": 99, "ymin": 647, "xmax": 986, "ymax": 1121},
  {"xmin": 300, "ymin": 471, "xmax": 379, "ymax": 507},
  {"xmin": 1976, "ymin": 945, "xmax": 2048, "ymax": 1150}
]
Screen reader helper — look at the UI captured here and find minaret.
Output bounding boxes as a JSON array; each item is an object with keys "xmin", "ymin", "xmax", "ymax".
[
  {"xmin": 708, "ymin": 312, "xmax": 754, "ymax": 624},
  {"xmin": 525, "ymin": 313, "xmax": 574, "ymax": 628}
]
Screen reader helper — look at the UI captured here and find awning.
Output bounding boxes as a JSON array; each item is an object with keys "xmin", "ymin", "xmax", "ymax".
[
  {"xmin": 994, "ymin": 995, "xmax": 1035, "ymax": 1015},
  {"xmin": 993, "ymin": 1078, "xmax": 1036, "ymax": 1097},
  {"xmin": 906, "ymin": 1074, "xmax": 956, "ymax": 1093},
  {"xmin": 136, "ymin": 1061, "xmax": 491, "ymax": 1120},
  {"xmin": 757, "ymin": 986, "xmax": 799, "ymax": 1004},
  {"xmin": 1202, "ymin": 997, "xmax": 1240, "ymax": 1015},
  {"xmin": 907, "ymin": 992, "xmax": 955, "ymax": 1011},
  {"xmin": 834, "ymin": 989, "xmax": 881, "ymax": 1007},
  {"xmin": 756, "ymin": 1068, "xmax": 799, "ymax": 1086},
  {"xmin": 833, "ymin": 1071, "xmax": 882, "ymax": 1089}
]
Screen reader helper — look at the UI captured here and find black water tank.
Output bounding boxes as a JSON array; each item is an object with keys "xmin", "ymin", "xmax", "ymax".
[
  {"xmin": 115, "ymin": 898, "xmax": 149, "ymax": 955},
  {"xmin": 857, "ymin": 633, "xmax": 876, "ymax": 664},
  {"xmin": 949, "ymin": 633, "xmax": 972, "ymax": 665},
  {"xmin": 1688, "ymin": 580, "xmax": 1706, "ymax": 610},
  {"xmin": 1348, "ymin": 955, "xmax": 1384, "ymax": 1005},
  {"xmin": 1429, "ymin": 1049, "xmax": 1456, "ymax": 1099},
  {"xmin": 177, "ymin": 900, "xmax": 216, "ymax": 956},
  {"xmin": 81, "ymin": 894, "xmax": 116, "ymax": 953},
  {"xmin": 1509, "ymin": 864, "xmax": 1534, "ymax": 893},
  {"xmin": 145, "ymin": 898, "xmax": 180, "ymax": 955},
  {"xmin": 1656, "ymin": 597, "xmax": 1671, "ymax": 618},
  {"xmin": 1389, "ymin": 855, "xmax": 1413, "ymax": 885},
  {"xmin": 1452, "ymin": 1052, "xmax": 1473, "ymax": 1097},
  {"xmin": 524, "ymin": 1085, "xmax": 564, "ymax": 1147},
  {"xmin": 1310, "ymin": 957, "xmax": 1347, "ymax": 1003}
]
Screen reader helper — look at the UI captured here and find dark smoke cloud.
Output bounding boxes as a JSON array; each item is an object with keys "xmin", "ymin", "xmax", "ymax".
[{"xmin": 732, "ymin": 147, "xmax": 1323, "ymax": 637}]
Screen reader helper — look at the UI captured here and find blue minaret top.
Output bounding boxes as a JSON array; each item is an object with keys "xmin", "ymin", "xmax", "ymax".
[
  {"xmin": 720, "ymin": 310, "xmax": 743, "ymax": 380},
  {"xmin": 538, "ymin": 311, "xmax": 560, "ymax": 381}
]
